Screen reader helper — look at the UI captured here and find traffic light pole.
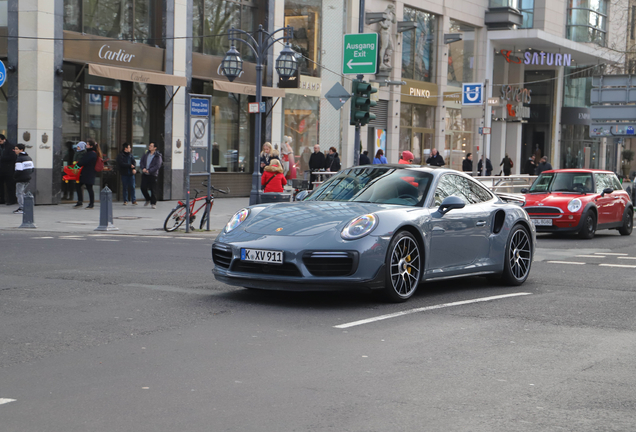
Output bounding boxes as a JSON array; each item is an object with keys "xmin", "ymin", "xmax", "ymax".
[{"xmin": 353, "ymin": 0, "xmax": 365, "ymax": 166}]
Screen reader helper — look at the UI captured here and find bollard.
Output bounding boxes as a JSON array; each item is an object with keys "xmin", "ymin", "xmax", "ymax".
[
  {"xmin": 94, "ymin": 186, "xmax": 119, "ymax": 231},
  {"xmin": 19, "ymin": 192, "xmax": 36, "ymax": 229}
]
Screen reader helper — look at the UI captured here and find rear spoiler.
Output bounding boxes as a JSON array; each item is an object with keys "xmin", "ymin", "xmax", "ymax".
[{"xmin": 496, "ymin": 192, "xmax": 525, "ymax": 206}]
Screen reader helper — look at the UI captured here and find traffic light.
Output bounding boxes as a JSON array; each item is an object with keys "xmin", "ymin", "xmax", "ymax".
[{"xmin": 350, "ymin": 80, "xmax": 378, "ymax": 126}]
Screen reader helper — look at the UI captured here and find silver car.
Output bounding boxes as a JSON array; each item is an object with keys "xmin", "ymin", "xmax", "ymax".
[{"xmin": 212, "ymin": 165, "xmax": 536, "ymax": 302}]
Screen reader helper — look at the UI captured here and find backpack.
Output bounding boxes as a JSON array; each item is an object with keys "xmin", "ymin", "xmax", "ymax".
[{"xmin": 95, "ymin": 156, "xmax": 104, "ymax": 172}]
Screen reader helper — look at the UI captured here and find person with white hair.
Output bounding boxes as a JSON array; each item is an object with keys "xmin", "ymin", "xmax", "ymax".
[{"xmin": 281, "ymin": 136, "xmax": 296, "ymax": 180}]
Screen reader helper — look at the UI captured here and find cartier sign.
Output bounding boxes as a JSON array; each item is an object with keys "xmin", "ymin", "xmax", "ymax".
[{"xmin": 98, "ymin": 44, "xmax": 136, "ymax": 63}]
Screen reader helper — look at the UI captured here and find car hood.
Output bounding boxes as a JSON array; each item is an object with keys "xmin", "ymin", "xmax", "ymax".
[
  {"xmin": 524, "ymin": 193, "xmax": 586, "ymax": 207},
  {"xmin": 243, "ymin": 201, "xmax": 397, "ymax": 236}
]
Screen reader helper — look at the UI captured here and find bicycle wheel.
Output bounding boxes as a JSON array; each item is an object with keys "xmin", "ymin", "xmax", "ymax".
[
  {"xmin": 199, "ymin": 201, "xmax": 214, "ymax": 230},
  {"xmin": 164, "ymin": 205, "xmax": 188, "ymax": 232}
]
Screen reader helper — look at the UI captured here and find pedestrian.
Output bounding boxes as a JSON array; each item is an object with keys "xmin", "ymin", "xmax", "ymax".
[
  {"xmin": 140, "ymin": 142, "xmax": 163, "ymax": 209},
  {"xmin": 373, "ymin": 149, "xmax": 387, "ymax": 164},
  {"xmin": 309, "ymin": 144, "xmax": 326, "ymax": 171},
  {"xmin": 359, "ymin": 150, "xmax": 371, "ymax": 165},
  {"xmin": 462, "ymin": 153, "xmax": 473, "ymax": 172},
  {"xmin": 325, "ymin": 147, "xmax": 341, "ymax": 171},
  {"xmin": 261, "ymin": 158, "xmax": 287, "ymax": 193},
  {"xmin": 523, "ymin": 154, "xmax": 536, "ymax": 175},
  {"xmin": 0, "ymin": 134, "xmax": 17, "ymax": 205},
  {"xmin": 75, "ymin": 139, "xmax": 99, "ymax": 209},
  {"xmin": 117, "ymin": 142, "xmax": 137, "ymax": 205},
  {"xmin": 478, "ymin": 155, "xmax": 494, "ymax": 176},
  {"xmin": 12, "ymin": 143, "xmax": 33, "ymax": 214},
  {"xmin": 426, "ymin": 148, "xmax": 445, "ymax": 166},
  {"xmin": 536, "ymin": 156, "xmax": 553, "ymax": 175},
  {"xmin": 259, "ymin": 142, "xmax": 279, "ymax": 173},
  {"xmin": 500, "ymin": 153, "xmax": 513, "ymax": 176},
  {"xmin": 398, "ymin": 150, "xmax": 414, "ymax": 165}
]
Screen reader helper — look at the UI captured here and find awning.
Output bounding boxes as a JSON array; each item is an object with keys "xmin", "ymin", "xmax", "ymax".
[
  {"xmin": 88, "ymin": 64, "xmax": 187, "ymax": 87},
  {"xmin": 213, "ymin": 80, "xmax": 285, "ymax": 98}
]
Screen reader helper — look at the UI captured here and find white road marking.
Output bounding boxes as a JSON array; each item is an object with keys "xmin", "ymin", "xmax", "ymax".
[
  {"xmin": 576, "ymin": 255, "xmax": 604, "ymax": 258},
  {"xmin": 175, "ymin": 237, "xmax": 205, "ymax": 240},
  {"xmin": 547, "ymin": 261, "xmax": 586, "ymax": 265},
  {"xmin": 333, "ymin": 293, "xmax": 532, "ymax": 329},
  {"xmin": 599, "ymin": 264, "xmax": 636, "ymax": 269},
  {"xmin": 96, "ymin": 239, "xmax": 120, "ymax": 242},
  {"xmin": 618, "ymin": 257, "xmax": 636, "ymax": 260},
  {"xmin": 595, "ymin": 252, "xmax": 628, "ymax": 256},
  {"xmin": 33, "ymin": 236, "xmax": 54, "ymax": 239},
  {"xmin": 0, "ymin": 398, "xmax": 16, "ymax": 405}
]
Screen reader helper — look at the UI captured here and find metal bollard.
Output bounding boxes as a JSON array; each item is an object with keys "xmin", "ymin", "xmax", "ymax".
[
  {"xmin": 19, "ymin": 192, "xmax": 36, "ymax": 229},
  {"xmin": 94, "ymin": 186, "xmax": 119, "ymax": 231}
]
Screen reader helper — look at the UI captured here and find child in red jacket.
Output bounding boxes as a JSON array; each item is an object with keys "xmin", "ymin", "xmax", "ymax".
[{"xmin": 261, "ymin": 158, "xmax": 287, "ymax": 193}]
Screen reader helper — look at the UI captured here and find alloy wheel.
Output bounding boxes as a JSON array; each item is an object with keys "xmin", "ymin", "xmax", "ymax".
[
  {"xmin": 389, "ymin": 235, "xmax": 421, "ymax": 297},
  {"xmin": 508, "ymin": 228, "xmax": 531, "ymax": 281}
]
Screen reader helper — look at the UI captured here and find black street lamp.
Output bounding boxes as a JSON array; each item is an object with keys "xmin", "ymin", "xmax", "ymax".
[{"xmin": 221, "ymin": 25, "xmax": 297, "ymax": 205}]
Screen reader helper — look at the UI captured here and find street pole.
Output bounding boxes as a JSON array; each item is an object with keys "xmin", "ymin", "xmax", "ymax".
[
  {"xmin": 185, "ymin": 93, "xmax": 191, "ymax": 232},
  {"xmin": 251, "ymin": 30, "xmax": 264, "ymax": 206},
  {"xmin": 353, "ymin": 0, "xmax": 366, "ymax": 167}
]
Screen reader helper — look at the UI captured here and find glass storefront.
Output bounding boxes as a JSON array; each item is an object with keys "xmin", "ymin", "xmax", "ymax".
[
  {"xmin": 401, "ymin": 7, "xmax": 436, "ymax": 83},
  {"xmin": 522, "ymin": 70, "xmax": 554, "ymax": 164},
  {"xmin": 192, "ymin": 0, "xmax": 261, "ymax": 62},
  {"xmin": 64, "ymin": 0, "xmax": 159, "ymax": 44},
  {"xmin": 285, "ymin": 0, "xmax": 322, "ymax": 77},
  {"xmin": 283, "ymin": 93, "xmax": 319, "ymax": 172},
  {"xmin": 445, "ymin": 109, "xmax": 474, "ymax": 171},
  {"xmin": 400, "ymin": 102, "xmax": 435, "ymax": 164}
]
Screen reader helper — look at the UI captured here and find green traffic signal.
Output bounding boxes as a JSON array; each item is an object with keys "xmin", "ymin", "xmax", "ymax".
[{"xmin": 350, "ymin": 80, "xmax": 378, "ymax": 126}]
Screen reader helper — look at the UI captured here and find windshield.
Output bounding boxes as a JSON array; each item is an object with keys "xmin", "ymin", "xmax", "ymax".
[
  {"xmin": 306, "ymin": 167, "xmax": 433, "ymax": 206},
  {"xmin": 529, "ymin": 172, "xmax": 594, "ymax": 193}
]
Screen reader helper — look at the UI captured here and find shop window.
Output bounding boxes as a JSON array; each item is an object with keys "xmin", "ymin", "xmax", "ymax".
[
  {"xmin": 447, "ymin": 20, "xmax": 475, "ymax": 88},
  {"xmin": 64, "ymin": 0, "xmax": 159, "ymax": 45},
  {"xmin": 401, "ymin": 7, "xmax": 436, "ymax": 83},
  {"xmin": 563, "ymin": 66, "xmax": 602, "ymax": 108},
  {"xmin": 445, "ymin": 109, "xmax": 474, "ymax": 172},
  {"xmin": 283, "ymin": 93, "xmax": 320, "ymax": 173},
  {"xmin": 132, "ymin": 83, "xmax": 149, "ymax": 147},
  {"xmin": 285, "ymin": 0, "xmax": 321, "ymax": 77},
  {"xmin": 192, "ymin": 0, "xmax": 261, "ymax": 62},
  {"xmin": 400, "ymin": 102, "xmax": 435, "ymax": 164},
  {"xmin": 566, "ymin": 0, "xmax": 607, "ymax": 46}
]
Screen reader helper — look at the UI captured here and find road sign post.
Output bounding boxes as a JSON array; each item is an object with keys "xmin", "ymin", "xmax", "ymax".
[{"xmin": 343, "ymin": 33, "xmax": 378, "ymax": 75}]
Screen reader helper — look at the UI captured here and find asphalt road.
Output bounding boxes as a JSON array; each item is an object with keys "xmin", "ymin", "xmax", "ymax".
[{"xmin": 1, "ymin": 230, "xmax": 636, "ymax": 431}]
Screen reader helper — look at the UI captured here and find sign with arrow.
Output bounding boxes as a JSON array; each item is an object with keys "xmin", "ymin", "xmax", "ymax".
[
  {"xmin": 324, "ymin": 82, "xmax": 351, "ymax": 110},
  {"xmin": 343, "ymin": 33, "xmax": 378, "ymax": 75}
]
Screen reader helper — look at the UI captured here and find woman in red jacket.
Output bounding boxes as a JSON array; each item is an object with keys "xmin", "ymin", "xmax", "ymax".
[{"xmin": 261, "ymin": 158, "xmax": 287, "ymax": 193}]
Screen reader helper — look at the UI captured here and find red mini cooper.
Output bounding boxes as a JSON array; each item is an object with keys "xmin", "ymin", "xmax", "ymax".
[{"xmin": 522, "ymin": 169, "xmax": 633, "ymax": 239}]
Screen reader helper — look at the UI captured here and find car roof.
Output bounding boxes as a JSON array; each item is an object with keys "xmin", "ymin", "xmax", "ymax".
[{"xmin": 540, "ymin": 168, "xmax": 615, "ymax": 174}]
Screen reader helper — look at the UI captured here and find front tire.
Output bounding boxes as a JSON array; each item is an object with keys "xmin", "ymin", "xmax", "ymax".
[
  {"xmin": 164, "ymin": 205, "xmax": 187, "ymax": 232},
  {"xmin": 618, "ymin": 208, "xmax": 633, "ymax": 236},
  {"xmin": 502, "ymin": 224, "xmax": 532, "ymax": 286},
  {"xmin": 578, "ymin": 211, "xmax": 596, "ymax": 239},
  {"xmin": 380, "ymin": 231, "xmax": 421, "ymax": 303}
]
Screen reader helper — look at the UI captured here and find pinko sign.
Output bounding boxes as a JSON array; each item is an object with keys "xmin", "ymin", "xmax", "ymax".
[{"xmin": 501, "ymin": 50, "xmax": 573, "ymax": 66}]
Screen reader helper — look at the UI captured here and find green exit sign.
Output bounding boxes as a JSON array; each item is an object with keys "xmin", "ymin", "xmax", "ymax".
[{"xmin": 342, "ymin": 33, "xmax": 378, "ymax": 75}]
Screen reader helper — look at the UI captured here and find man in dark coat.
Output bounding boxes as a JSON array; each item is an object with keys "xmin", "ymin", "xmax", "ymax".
[
  {"xmin": 462, "ymin": 153, "xmax": 473, "ymax": 172},
  {"xmin": 426, "ymin": 148, "xmax": 445, "ymax": 166},
  {"xmin": 140, "ymin": 142, "xmax": 163, "ymax": 208},
  {"xmin": 13, "ymin": 143, "xmax": 34, "ymax": 214},
  {"xmin": 325, "ymin": 147, "xmax": 341, "ymax": 171},
  {"xmin": 523, "ymin": 155, "xmax": 536, "ymax": 175},
  {"xmin": 116, "ymin": 142, "xmax": 137, "ymax": 205},
  {"xmin": 308, "ymin": 144, "xmax": 326, "ymax": 171},
  {"xmin": 478, "ymin": 155, "xmax": 494, "ymax": 176},
  {"xmin": 75, "ymin": 140, "xmax": 98, "ymax": 209},
  {"xmin": 0, "ymin": 134, "xmax": 17, "ymax": 205},
  {"xmin": 536, "ymin": 156, "xmax": 553, "ymax": 175},
  {"xmin": 359, "ymin": 150, "xmax": 371, "ymax": 165}
]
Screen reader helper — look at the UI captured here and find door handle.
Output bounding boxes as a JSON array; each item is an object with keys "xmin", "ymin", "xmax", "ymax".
[
  {"xmin": 476, "ymin": 221, "xmax": 487, "ymax": 227},
  {"xmin": 432, "ymin": 226, "xmax": 445, "ymax": 232}
]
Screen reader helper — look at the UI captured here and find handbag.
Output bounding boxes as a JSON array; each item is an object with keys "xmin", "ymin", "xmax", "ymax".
[{"xmin": 95, "ymin": 156, "xmax": 104, "ymax": 172}]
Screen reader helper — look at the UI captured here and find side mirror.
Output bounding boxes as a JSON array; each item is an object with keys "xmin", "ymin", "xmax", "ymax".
[
  {"xmin": 295, "ymin": 190, "xmax": 312, "ymax": 201},
  {"xmin": 520, "ymin": 188, "xmax": 529, "ymax": 194},
  {"xmin": 601, "ymin": 187, "xmax": 613, "ymax": 197},
  {"xmin": 438, "ymin": 196, "xmax": 465, "ymax": 215}
]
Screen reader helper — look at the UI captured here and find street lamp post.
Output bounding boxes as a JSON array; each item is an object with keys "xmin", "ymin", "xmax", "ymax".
[{"xmin": 221, "ymin": 25, "xmax": 297, "ymax": 205}]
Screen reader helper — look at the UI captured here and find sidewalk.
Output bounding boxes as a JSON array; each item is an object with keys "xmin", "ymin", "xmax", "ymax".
[{"xmin": 0, "ymin": 198, "xmax": 251, "ymax": 237}]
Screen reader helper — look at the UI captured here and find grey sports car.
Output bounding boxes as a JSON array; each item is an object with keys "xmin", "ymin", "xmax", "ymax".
[{"xmin": 212, "ymin": 165, "xmax": 536, "ymax": 302}]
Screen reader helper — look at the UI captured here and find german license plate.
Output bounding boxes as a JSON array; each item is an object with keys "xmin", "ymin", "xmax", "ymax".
[
  {"xmin": 241, "ymin": 248, "xmax": 283, "ymax": 264},
  {"xmin": 532, "ymin": 218, "xmax": 553, "ymax": 226}
]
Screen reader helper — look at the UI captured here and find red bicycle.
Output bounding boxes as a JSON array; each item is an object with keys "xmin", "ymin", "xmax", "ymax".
[{"xmin": 163, "ymin": 184, "xmax": 229, "ymax": 232}]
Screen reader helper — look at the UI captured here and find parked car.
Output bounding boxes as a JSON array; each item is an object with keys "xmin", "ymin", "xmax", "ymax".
[
  {"xmin": 212, "ymin": 165, "xmax": 536, "ymax": 302},
  {"xmin": 521, "ymin": 169, "xmax": 633, "ymax": 239}
]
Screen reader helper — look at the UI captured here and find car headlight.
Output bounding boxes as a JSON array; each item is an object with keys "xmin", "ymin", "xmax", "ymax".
[
  {"xmin": 341, "ymin": 214, "xmax": 378, "ymax": 240},
  {"xmin": 567, "ymin": 198, "xmax": 582, "ymax": 213},
  {"xmin": 225, "ymin": 208, "xmax": 250, "ymax": 233}
]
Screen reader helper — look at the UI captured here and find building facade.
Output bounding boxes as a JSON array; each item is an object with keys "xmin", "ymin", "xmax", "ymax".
[{"xmin": 0, "ymin": 0, "xmax": 629, "ymax": 205}]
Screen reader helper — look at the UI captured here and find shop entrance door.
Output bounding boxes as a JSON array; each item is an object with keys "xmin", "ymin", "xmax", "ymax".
[{"xmin": 84, "ymin": 93, "xmax": 120, "ymax": 196}]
